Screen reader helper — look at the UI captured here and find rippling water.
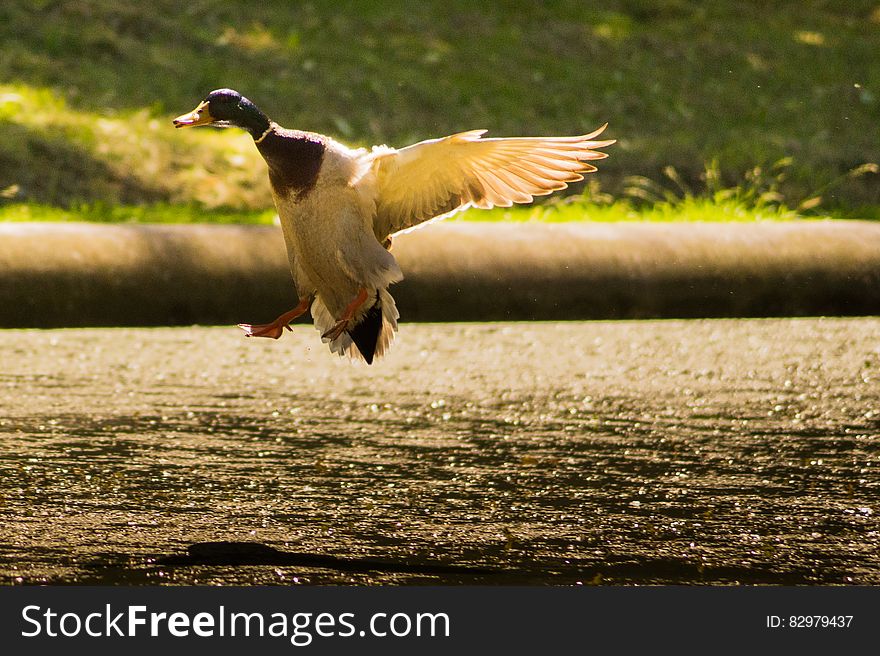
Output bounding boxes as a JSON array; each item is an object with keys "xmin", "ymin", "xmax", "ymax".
[{"xmin": 1, "ymin": 319, "xmax": 878, "ymax": 584}]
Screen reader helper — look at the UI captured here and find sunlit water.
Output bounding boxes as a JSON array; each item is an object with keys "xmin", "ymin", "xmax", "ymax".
[{"xmin": 1, "ymin": 319, "xmax": 877, "ymax": 585}]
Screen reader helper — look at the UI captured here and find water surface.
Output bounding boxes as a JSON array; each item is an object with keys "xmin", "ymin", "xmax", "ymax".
[{"xmin": 1, "ymin": 319, "xmax": 877, "ymax": 584}]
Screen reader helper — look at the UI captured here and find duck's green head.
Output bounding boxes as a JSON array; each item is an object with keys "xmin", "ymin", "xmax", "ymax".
[{"xmin": 173, "ymin": 89, "xmax": 270, "ymax": 139}]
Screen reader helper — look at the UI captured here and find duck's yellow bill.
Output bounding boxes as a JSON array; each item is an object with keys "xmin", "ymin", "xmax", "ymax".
[{"xmin": 172, "ymin": 101, "xmax": 213, "ymax": 128}]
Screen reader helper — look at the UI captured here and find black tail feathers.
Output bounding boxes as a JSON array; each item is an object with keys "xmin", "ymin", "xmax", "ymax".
[{"xmin": 347, "ymin": 292, "xmax": 383, "ymax": 365}]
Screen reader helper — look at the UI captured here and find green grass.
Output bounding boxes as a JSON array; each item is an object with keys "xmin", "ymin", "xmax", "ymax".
[
  {"xmin": 3, "ymin": 195, "xmax": 871, "ymax": 226},
  {"xmin": 1, "ymin": 1, "xmax": 878, "ymax": 217},
  {"xmin": 0, "ymin": 83, "xmax": 270, "ymax": 209},
  {"xmin": 481, "ymin": 197, "xmax": 802, "ymax": 223},
  {"xmin": 0, "ymin": 201, "xmax": 275, "ymax": 224}
]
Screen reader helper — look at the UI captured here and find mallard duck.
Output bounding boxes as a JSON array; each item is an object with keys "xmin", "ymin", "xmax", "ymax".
[{"xmin": 174, "ymin": 89, "xmax": 614, "ymax": 363}]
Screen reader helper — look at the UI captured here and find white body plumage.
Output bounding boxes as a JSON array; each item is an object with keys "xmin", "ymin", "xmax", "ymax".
[{"xmin": 272, "ymin": 136, "xmax": 403, "ymax": 361}]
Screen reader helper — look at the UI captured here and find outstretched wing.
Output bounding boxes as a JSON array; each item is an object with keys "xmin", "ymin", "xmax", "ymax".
[{"xmin": 369, "ymin": 125, "xmax": 614, "ymax": 240}]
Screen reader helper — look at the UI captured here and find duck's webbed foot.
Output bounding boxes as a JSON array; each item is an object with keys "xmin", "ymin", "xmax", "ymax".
[
  {"xmin": 238, "ymin": 297, "xmax": 312, "ymax": 339},
  {"xmin": 321, "ymin": 288, "xmax": 369, "ymax": 341}
]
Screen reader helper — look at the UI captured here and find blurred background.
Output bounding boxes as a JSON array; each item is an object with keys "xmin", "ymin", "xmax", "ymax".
[{"xmin": 0, "ymin": 0, "xmax": 878, "ymax": 223}]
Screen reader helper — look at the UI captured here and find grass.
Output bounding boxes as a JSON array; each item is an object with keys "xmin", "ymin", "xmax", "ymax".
[
  {"xmin": 1, "ymin": 1, "xmax": 878, "ymax": 217},
  {"xmin": 0, "ymin": 84, "xmax": 270, "ymax": 209},
  {"xmin": 0, "ymin": 195, "xmax": 868, "ymax": 225},
  {"xmin": 0, "ymin": 199, "xmax": 797, "ymax": 225},
  {"xmin": 481, "ymin": 197, "xmax": 803, "ymax": 223},
  {"xmin": 7, "ymin": 148, "xmax": 874, "ymax": 223},
  {"xmin": 0, "ymin": 201, "xmax": 275, "ymax": 224}
]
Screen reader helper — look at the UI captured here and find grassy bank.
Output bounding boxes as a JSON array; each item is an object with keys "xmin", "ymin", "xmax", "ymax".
[
  {"xmin": 1, "ymin": 1, "xmax": 878, "ymax": 216},
  {"xmin": 2, "ymin": 196, "xmax": 872, "ymax": 225}
]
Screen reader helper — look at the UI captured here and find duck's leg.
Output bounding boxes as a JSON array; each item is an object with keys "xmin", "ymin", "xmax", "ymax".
[
  {"xmin": 322, "ymin": 287, "xmax": 369, "ymax": 341},
  {"xmin": 238, "ymin": 296, "xmax": 312, "ymax": 339}
]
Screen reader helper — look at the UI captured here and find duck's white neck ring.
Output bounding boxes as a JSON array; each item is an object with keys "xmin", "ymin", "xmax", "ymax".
[{"xmin": 254, "ymin": 125, "xmax": 273, "ymax": 144}]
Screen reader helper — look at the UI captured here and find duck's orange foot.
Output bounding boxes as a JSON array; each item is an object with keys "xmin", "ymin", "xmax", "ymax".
[
  {"xmin": 238, "ymin": 321, "xmax": 291, "ymax": 339},
  {"xmin": 321, "ymin": 288, "xmax": 369, "ymax": 342},
  {"xmin": 321, "ymin": 318, "xmax": 350, "ymax": 342},
  {"xmin": 238, "ymin": 298, "xmax": 313, "ymax": 340}
]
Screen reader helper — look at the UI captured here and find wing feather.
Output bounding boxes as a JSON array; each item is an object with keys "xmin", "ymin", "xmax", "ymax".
[{"xmin": 369, "ymin": 125, "xmax": 614, "ymax": 240}]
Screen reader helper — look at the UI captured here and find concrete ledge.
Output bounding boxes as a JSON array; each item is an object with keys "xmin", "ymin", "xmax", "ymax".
[{"xmin": 1, "ymin": 220, "xmax": 879, "ymax": 327}]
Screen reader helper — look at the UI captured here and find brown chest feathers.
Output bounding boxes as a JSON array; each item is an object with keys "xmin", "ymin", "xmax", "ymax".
[{"xmin": 257, "ymin": 128, "xmax": 326, "ymax": 198}]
